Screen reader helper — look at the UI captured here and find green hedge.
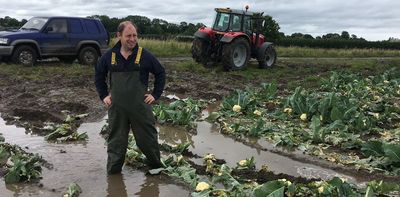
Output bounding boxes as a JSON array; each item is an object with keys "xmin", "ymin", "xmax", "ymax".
[{"xmin": 277, "ymin": 38, "xmax": 400, "ymax": 50}]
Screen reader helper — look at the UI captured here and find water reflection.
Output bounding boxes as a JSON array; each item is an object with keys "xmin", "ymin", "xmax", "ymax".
[
  {"xmin": 158, "ymin": 124, "xmax": 194, "ymax": 146},
  {"xmin": 106, "ymin": 174, "xmax": 127, "ymax": 197},
  {"xmin": 135, "ymin": 176, "xmax": 160, "ymax": 197}
]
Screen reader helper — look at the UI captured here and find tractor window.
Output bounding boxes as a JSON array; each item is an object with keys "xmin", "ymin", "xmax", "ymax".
[
  {"xmin": 230, "ymin": 15, "xmax": 242, "ymax": 32},
  {"xmin": 213, "ymin": 12, "xmax": 230, "ymax": 31},
  {"xmin": 243, "ymin": 16, "xmax": 252, "ymax": 33}
]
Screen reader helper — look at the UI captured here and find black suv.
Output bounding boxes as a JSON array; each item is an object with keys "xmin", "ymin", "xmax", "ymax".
[{"xmin": 0, "ymin": 16, "xmax": 109, "ymax": 65}]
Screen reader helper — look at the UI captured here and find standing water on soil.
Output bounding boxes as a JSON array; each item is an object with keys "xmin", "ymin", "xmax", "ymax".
[
  {"xmin": 1, "ymin": 109, "xmax": 383, "ymax": 196},
  {"xmin": 159, "ymin": 121, "xmax": 365, "ymax": 183},
  {"xmin": 0, "ymin": 115, "xmax": 189, "ymax": 197}
]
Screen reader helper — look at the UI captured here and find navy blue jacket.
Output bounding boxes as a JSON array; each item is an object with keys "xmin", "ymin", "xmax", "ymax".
[{"xmin": 95, "ymin": 41, "xmax": 165, "ymax": 101}]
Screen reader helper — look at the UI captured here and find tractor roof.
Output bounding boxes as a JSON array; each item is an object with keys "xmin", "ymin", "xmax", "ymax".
[{"xmin": 215, "ymin": 8, "xmax": 260, "ymax": 16}]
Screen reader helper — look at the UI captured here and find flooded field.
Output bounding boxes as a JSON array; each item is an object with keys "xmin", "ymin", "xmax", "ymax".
[
  {"xmin": 0, "ymin": 116, "xmax": 190, "ymax": 197},
  {"xmin": 2, "ymin": 109, "xmax": 393, "ymax": 196},
  {"xmin": 1, "ymin": 59, "xmax": 399, "ymax": 196}
]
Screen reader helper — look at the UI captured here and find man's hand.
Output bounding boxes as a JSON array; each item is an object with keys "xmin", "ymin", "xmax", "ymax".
[
  {"xmin": 144, "ymin": 94, "xmax": 155, "ymax": 104},
  {"xmin": 103, "ymin": 95, "xmax": 112, "ymax": 107}
]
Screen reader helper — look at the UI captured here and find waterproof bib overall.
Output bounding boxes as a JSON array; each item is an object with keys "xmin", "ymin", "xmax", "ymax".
[{"xmin": 107, "ymin": 47, "xmax": 162, "ymax": 174}]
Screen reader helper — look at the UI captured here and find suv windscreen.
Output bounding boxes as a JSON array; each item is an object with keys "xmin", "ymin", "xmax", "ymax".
[{"xmin": 20, "ymin": 17, "xmax": 48, "ymax": 31}]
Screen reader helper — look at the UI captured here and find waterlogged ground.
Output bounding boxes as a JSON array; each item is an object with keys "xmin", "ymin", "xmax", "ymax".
[
  {"xmin": 1, "ymin": 58, "xmax": 400, "ymax": 196},
  {"xmin": 0, "ymin": 113, "xmax": 386, "ymax": 196},
  {"xmin": 0, "ymin": 115, "xmax": 190, "ymax": 197}
]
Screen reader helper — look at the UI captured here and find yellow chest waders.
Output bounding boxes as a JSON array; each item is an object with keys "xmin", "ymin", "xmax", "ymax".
[{"xmin": 106, "ymin": 47, "xmax": 162, "ymax": 174}]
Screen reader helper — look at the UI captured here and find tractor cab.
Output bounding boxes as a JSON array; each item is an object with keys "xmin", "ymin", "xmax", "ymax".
[
  {"xmin": 191, "ymin": 6, "xmax": 277, "ymax": 71},
  {"xmin": 212, "ymin": 8, "xmax": 254, "ymax": 35}
]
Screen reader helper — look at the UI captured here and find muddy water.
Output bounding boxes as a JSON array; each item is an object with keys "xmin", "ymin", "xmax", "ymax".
[
  {"xmin": 0, "ymin": 116, "xmax": 190, "ymax": 197},
  {"xmin": 159, "ymin": 121, "xmax": 367, "ymax": 184},
  {"xmin": 0, "ymin": 109, "xmax": 380, "ymax": 196}
]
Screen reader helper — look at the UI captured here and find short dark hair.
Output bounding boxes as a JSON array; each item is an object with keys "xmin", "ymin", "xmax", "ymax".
[{"xmin": 117, "ymin": 21, "xmax": 137, "ymax": 33}]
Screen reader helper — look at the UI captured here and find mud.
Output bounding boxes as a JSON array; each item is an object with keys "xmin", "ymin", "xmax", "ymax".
[{"xmin": 1, "ymin": 58, "xmax": 399, "ymax": 195}]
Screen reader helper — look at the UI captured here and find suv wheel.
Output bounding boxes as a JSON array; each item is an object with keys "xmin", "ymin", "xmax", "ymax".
[
  {"xmin": 221, "ymin": 37, "xmax": 250, "ymax": 71},
  {"xmin": 78, "ymin": 46, "xmax": 99, "ymax": 65},
  {"xmin": 12, "ymin": 45, "xmax": 37, "ymax": 66}
]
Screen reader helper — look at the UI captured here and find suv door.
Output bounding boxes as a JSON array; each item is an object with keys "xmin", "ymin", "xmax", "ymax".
[
  {"xmin": 68, "ymin": 18, "xmax": 85, "ymax": 51},
  {"xmin": 40, "ymin": 18, "xmax": 74, "ymax": 55}
]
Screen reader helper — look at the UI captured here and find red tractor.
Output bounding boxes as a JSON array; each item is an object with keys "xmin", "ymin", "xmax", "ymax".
[{"xmin": 191, "ymin": 7, "xmax": 277, "ymax": 70}]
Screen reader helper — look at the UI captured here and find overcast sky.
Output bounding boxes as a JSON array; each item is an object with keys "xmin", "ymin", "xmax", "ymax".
[{"xmin": 1, "ymin": 0, "xmax": 399, "ymax": 41}]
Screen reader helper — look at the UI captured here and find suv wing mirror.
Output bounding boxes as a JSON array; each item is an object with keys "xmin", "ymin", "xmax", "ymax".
[{"xmin": 45, "ymin": 26, "xmax": 53, "ymax": 33}]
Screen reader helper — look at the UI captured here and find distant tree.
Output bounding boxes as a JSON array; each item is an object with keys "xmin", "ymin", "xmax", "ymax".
[
  {"xmin": 182, "ymin": 23, "xmax": 197, "ymax": 35},
  {"xmin": 303, "ymin": 34, "xmax": 314, "ymax": 39},
  {"xmin": 341, "ymin": 31, "xmax": 350, "ymax": 39},
  {"xmin": 262, "ymin": 15, "xmax": 280, "ymax": 42},
  {"xmin": 290, "ymin": 33, "xmax": 304, "ymax": 38},
  {"xmin": 126, "ymin": 15, "xmax": 152, "ymax": 34},
  {"xmin": 322, "ymin": 33, "xmax": 340, "ymax": 39},
  {"xmin": 278, "ymin": 32, "xmax": 285, "ymax": 39},
  {"xmin": 21, "ymin": 19, "xmax": 27, "ymax": 26},
  {"xmin": 0, "ymin": 16, "xmax": 25, "ymax": 28},
  {"xmin": 151, "ymin": 18, "xmax": 169, "ymax": 35}
]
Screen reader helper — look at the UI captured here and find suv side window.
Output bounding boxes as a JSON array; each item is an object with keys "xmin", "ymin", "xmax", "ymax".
[
  {"xmin": 47, "ymin": 19, "xmax": 68, "ymax": 33},
  {"xmin": 69, "ymin": 19, "xmax": 83, "ymax": 34},
  {"xmin": 84, "ymin": 19, "xmax": 100, "ymax": 34}
]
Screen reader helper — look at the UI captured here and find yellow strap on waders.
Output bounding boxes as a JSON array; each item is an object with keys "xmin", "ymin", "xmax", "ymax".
[
  {"xmin": 111, "ymin": 47, "xmax": 142, "ymax": 65},
  {"xmin": 111, "ymin": 52, "xmax": 116, "ymax": 65},
  {"xmin": 135, "ymin": 47, "xmax": 143, "ymax": 65}
]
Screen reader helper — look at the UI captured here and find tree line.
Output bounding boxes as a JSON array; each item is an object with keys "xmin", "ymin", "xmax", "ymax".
[{"xmin": 1, "ymin": 15, "xmax": 398, "ymax": 49}]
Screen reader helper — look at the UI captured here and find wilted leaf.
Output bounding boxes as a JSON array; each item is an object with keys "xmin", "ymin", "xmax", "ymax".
[
  {"xmin": 383, "ymin": 143, "xmax": 400, "ymax": 163},
  {"xmin": 361, "ymin": 141, "xmax": 384, "ymax": 157},
  {"xmin": 252, "ymin": 181, "xmax": 285, "ymax": 197},
  {"xmin": 364, "ymin": 186, "xmax": 376, "ymax": 197},
  {"xmin": 205, "ymin": 112, "xmax": 221, "ymax": 122},
  {"xmin": 267, "ymin": 186, "xmax": 284, "ymax": 197},
  {"xmin": 148, "ymin": 167, "xmax": 165, "ymax": 175},
  {"xmin": 67, "ymin": 182, "xmax": 82, "ymax": 197},
  {"xmin": 5, "ymin": 167, "xmax": 21, "ymax": 184}
]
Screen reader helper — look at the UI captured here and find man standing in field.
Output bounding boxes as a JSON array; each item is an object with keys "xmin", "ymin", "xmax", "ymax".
[{"xmin": 95, "ymin": 21, "xmax": 166, "ymax": 174}]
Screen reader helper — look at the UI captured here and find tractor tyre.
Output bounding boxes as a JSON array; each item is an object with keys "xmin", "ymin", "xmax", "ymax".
[
  {"xmin": 191, "ymin": 38, "xmax": 211, "ymax": 67},
  {"xmin": 221, "ymin": 37, "xmax": 250, "ymax": 71},
  {"xmin": 11, "ymin": 45, "xmax": 37, "ymax": 66},
  {"xmin": 258, "ymin": 45, "xmax": 277, "ymax": 68}
]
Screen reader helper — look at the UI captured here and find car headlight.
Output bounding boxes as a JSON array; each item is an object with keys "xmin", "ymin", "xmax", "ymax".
[{"xmin": 0, "ymin": 38, "xmax": 9, "ymax": 45}]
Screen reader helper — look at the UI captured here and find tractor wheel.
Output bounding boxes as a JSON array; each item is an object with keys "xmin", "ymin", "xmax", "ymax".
[
  {"xmin": 258, "ymin": 45, "xmax": 277, "ymax": 68},
  {"xmin": 11, "ymin": 45, "xmax": 37, "ymax": 66},
  {"xmin": 78, "ymin": 46, "xmax": 99, "ymax": 66},
  {"xmin": 191, "ymin": 38, "xmax": 211, "ymax": 67},
  {"xmin": 221, "ymin": 37, "xmax": 250, "ymax": 71}
]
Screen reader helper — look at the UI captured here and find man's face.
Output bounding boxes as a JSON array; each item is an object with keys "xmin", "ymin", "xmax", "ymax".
[{"xmin": 118, "ymin": 24, "xmax": 137, "ymax": 51}]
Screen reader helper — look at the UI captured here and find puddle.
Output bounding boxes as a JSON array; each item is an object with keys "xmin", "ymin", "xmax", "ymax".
[
  {"xmin": 1, "ymin": 108, "xmax": 393, "ymax": 196},
  {"xmin": 158, "ymin": 110, "xmax": 382, "ymax": 186},
  {"xmin": 160, "ymin": 121, "xmax": 361, "ymax": 183},
  {"xmin": 0, "ymin": 116, "xmax": 190, "ymax": 197}
]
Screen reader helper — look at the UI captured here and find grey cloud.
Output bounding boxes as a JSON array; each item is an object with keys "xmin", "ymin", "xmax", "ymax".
[{"xmin": 1, "ymin": 0, "xmax": 399, "ymax": 40}]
